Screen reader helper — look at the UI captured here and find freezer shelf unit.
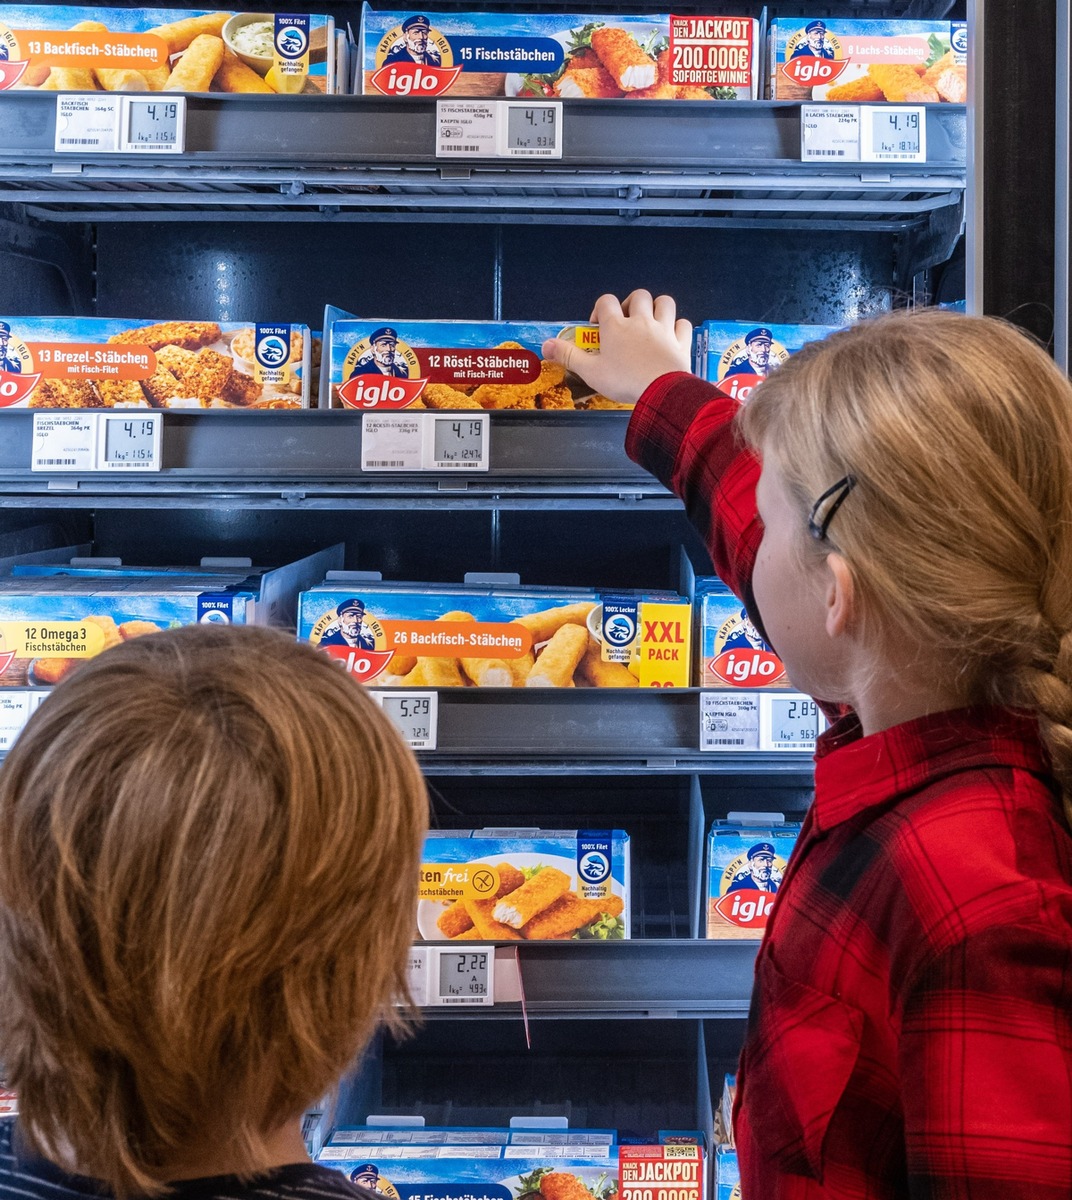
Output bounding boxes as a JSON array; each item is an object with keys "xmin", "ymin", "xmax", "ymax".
[{"xmin": 0, "ymin": 94, "xmax": 966, "ymax": 229}]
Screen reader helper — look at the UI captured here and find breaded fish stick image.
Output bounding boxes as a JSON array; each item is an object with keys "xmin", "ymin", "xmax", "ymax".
[
  {"xmin": 825, "ymin": 73, "xmax": 884, "ymax": 103},
  {"xmin": 436, "ymin": 863, "xmax": 526, "ymax": 938},
  {"xmin": 180, "ymin": 347, "xmax": 233, "ymax": 405},
  {"xmin": 47, "ymin": 66, "xmax": 98, "ymax": 90},
  {"xmin": 94, "ymin": 379, "xmax": 149, "ymax": 408},
  {"xmin": 463, "ymin": 898, "xmax": 522, "ymax": 941},
  {"xmin": 536, "ymin": 385, "xmax": 575, "ymax": 410},
  {"xmin": 164, "ymin": 34, "xmax": 226, "ymax": 93},
  {"xmin": 506, "ymin": 650, "xmax": 535, "ymax": 686},
  {"xmin": 28, "ymin": 379, "xmax": 102, "ymax": 409},
  {"xmin": 154, "ymin": 344, "xmax": 198, "ymax": 376},
  {"xmin": 541, "ymin": 1174, "xmax": 600, "ymax": 1200},
  {"xmin": 422, "ymin": 383, "xmax": 485, "ymax": 410},
  {"xmin": 522, "ymin": 893, "xmax": 625, "ymax": 940},
  {"xmin": 868, "ymin": 63, "xmax": 938, "ymax": 103},
  {"xmin": 385, "ymin": 652, "xmax": 418, "ymax": 676},
  {"xmin": 577, "ymin": 643, "xmax": 638, "ymax": 688},
  {"xmin": 512, "ymin": 602, "xmax": 596, "ymax": 644},
  {"xmin": 591, "ymin": 27, "xmax": 657, "ymax": 91},
  {"xmin": 408, "ymin": 657, "xmax": 466, "ymax": 687},
  {"xmin": 140, "ymin": 364, "xmax": 182, "ymax": 408},
  {"xmin": 147, "ymin": 12, "xmax": 230, "ymax": 55},
  {"xmin": 139, "ymin": 63, "xmax": 173, "ymax": 91},
  {"xmin": 95, "ymin": 68, "xmax": 150, "ymax": 92},
  {"xmin": 556, "ymin": 66, "xmax": 622, "ymax": 99},
  {"xmin": 525, "ymin": 623, "xmax": 589, "ymax": 688},
  {"xmin": 492, "ymin": 867, "xmax": 571, "ymax": 928},
  {"xmin": 216, "ymin": 48, "xmax": 275, "ymax": 94},
  {"xmin": 452, "ymin": 927, "xmax": 487, "ymax": 941},
  {"xmin": 460, "ymin": 657, "xmax": 515, "ymax": 687},
  {"xmin": 110, "ymin": 322, "xmax": 221, "ymax": 351}
]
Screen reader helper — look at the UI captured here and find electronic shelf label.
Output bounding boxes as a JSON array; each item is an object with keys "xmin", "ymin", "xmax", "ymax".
[
  {"xmin": 802, "ymin": 104, "xmax": 926, "ymax": 164},
  {"xmin": 55, "ymin": 95, "xmax": 186, "ymax": 154},
  {"xmin": 700, "ymin": 690, "xmax": 825, "ymax": 753},
  {"xmin": 436, "ymin": 99, "xmax": 562, "ymax": 159},
  {"xmin": 361, "ymin": 412, "xmax": 490, "ymax": 473},
  {"xmin": 31, "ymin": 412, "xmax": 162, "ymax": 473},
  {"xmin": 369, "ymin": 690, "xmax": 439, "ymax": 750},
  {"xmin": 406, "ymin": 945, "xmax": 495, "ymax": 1007}
]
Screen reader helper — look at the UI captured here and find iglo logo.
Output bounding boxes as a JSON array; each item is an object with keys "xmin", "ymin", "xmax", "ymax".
[
  {"xmin": 579, "ymin": 851, "xmax": 610, "ymax": 884},
  {"xmin": 256, "ymin": 335, "xmax": 288, "ymax": 368},
  {"xmin": 277, "ymin": 25, "xmax": 308, "ymax": 58},
  {"xmin": 603, "ymin": 613, "xmax": 636, "ymax": 647}
]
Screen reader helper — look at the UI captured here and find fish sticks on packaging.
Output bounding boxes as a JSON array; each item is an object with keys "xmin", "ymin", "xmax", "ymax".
[
  {"xmin": 297, "ymin": 578, "xmax": 692, "ymax": 688},
  {"xmin": 769, "ymin": 17, "xmax": 967, "ymax": 102},
  {"xmin": 415, "ymin": 829, "xmax": 630, "ymax": 941},
  {"xmin": 359, "ymin": 7, "xmax": 760, "ymax": 100},
  {"xmin": 0, "ymin": 316, "xmax": 312, "ymax": 408},
  {"xmin": 0, "ymin": 7, "xmax": 338, "ymax": 94}
]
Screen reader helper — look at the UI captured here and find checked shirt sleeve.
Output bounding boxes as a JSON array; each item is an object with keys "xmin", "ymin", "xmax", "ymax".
[
  {"xmin": 898, "ymin": 922, "xmax": 1072, "ymax": 1198},
  {"xmin": 625, "ymin": 372, "xmax": 762, "ymax": 612}
]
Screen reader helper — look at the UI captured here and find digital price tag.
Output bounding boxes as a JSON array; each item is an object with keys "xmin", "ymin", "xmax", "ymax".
[
  {"xmin": 99, "ymin": 414, "xmax": 162, "ymax": 470},
  {"xmin": 431, "ymin": 415, "xmax": 489, "ymax": 469},
  {"xmin": 55, "ymin": 95, "xmax": 186, "ymax": 155},
  {"xmin": 761, "ymin": 693, "xmax": 825, "ymax": 752},
  {"xmin": 699, "ymin": 691, "xmax": 761, "ymax": 751},
  {"xmin": 30, "ymin": 412, "xmax": 97, "ymax": 471},
  {"xmin": 436, "ymin": 100, "xmax": 562, "ymax": 159},
  {"xmin": 800, "ymin": 104, "xmax": 861, "ymax": 162},
  {"xmin": 370, "ymin": 690, "xmax": 438, "ymax": 750},
  {"xmin": 361, "ymin": 412, "xmax": 490, "ymax": 473},
  {"xmin": 31, "ymin": 412, "xmax": 163, "ymax": 472},
  {"xmin": 120, "ymin": 96, "xmax": 186, "ymax": 154},
  {"xmin": 433, "ymin": 947, "xmax": 494, "ymax": 1006},
  {"xmin": 860, "ymin": 105, "xmax": 926, "ymax": 163},
  {"xmin": 54, "ymin": 94, "xmax": 121, "ymax": 153}
]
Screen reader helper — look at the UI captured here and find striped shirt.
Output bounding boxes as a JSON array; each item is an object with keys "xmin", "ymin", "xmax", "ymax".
[{"xmin": 0, "ymin": 1119, "xmax": 374, "ymax": 1200}]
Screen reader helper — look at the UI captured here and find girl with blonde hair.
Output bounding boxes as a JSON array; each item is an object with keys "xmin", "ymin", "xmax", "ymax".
[
  {"xmin": 545, "ymin": 296, "xmax": 1072, "ymax": 1198},
  {"xmin": 0, "ymin": 624, "xmax": 428, "ymax": 1200}
]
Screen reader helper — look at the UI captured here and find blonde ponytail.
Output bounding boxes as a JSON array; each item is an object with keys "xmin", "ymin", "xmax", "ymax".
[{"xmin": 739, "ymin": 309, "xmax": 1072, "ymax": 830}]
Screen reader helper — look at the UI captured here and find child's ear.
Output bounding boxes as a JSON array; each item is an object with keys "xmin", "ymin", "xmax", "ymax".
[{"xmin": 825, "ymin": 552, "xmax": 855, "ymax": 639}]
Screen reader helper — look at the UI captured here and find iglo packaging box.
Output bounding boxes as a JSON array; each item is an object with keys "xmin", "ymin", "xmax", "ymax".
[
  {"xmin": 319, "ymin": 1127, "xmax": 620, "ymax": 1200},
  {"xmin": 359, "ymin": 7, "xmax": 760, "ymax": 100},
  {"xmin": 327, "ymin": 1126, "xmax": 617, "ymax": 1150},
  {"xmin": 0, "ymin": 7, "xmax": 337, "ymax": 94},
  {"xmin": 322, "ymin": 308, "xmax": 628, "ymax": 411},
  {"xmin": 417, "ymin": 828, "xmax": 630, "ymax": 941},
  {"xmin": 706, "ymin": 816, "xmax": 800, "ymax": 939},
  {"xmin": 769, "ymin": 17, "xmax": 967, "ymax": 103},
  {"xmin": 694, "ymin": 321, "xmax": 839, "ymax": 405},
  {"xmin": 619, "ymin": 1144, "xmax": 704, "ymax": 1200},
  {"xmin": 12, "ymin": 544, "xmax": 344, "ymax": 628},
  {"xmin": 715, "ymin": 1146, "xmax": 739, "ymax": 1200},
  {"xmin": 0, "ymin": 318, "xmax": 312, "ymax": 409},
  {"xmin": 298, "ymin": 579, "xmax": 692, "ymax": 688},
  {"xmin": 695, "ymin": 579, "xmax": 787, "ymax": 689},
  {"xmin": 0, "ymin": 575, "xmax": 261, "ymax": 688}
]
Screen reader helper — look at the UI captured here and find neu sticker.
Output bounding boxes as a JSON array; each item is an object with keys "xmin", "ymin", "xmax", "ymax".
[
  {"xmin": 710, "ymin": 649, "xmax": 786, "ymax": 687},
  {"xmin": 780, "ymin": 56, "xmax": 847, "ymax": 87},
  {"xmin": 0, "ymin": 371, "xmax": 41, "ymax": 407},
  {"xmin": 715, "ymin": 889, "xmax": 776, "ymax": 929},
  {"xmin": 370, "ymin": 62, "xmax": 464, "ymax": 96},
  {"xmin": 0, "ymin": 60, "xmax": 28, "ymax": 90},
  {"xmin": 337, "ymin": 375, "xmax": 427, "ymax": 410},
  {"xmin": 319, "ymin": 644, "xmax": 394, "ymax": 683}
]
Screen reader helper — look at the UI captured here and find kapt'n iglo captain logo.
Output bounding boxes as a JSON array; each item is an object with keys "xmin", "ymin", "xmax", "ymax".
[
  {"xmin": 781, "ymin": 20, "xmax": 846, "ymax": 88},
  {"xmin": 338, "ymin": 326, "xmax": 426, "ymax": 409},
  {"xmin": 370, "ymin": 14, "xmax": 461, "ymax": 96}
]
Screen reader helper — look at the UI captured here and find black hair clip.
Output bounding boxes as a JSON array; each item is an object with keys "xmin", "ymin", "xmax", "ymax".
[{"xmin": 808, "ymin": 474, "xmax": 857, "ymax": 541}]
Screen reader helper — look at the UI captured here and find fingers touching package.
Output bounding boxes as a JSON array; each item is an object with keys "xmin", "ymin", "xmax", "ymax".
[{"xmin": 418, "ymin": 829, "xmax": 630, "ymax": 941}]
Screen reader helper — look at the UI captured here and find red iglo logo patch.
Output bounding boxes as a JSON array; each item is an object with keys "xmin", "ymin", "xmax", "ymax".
[
  {"xmin": 0, "ymin": 60, "xmax": 28, "ymax": 90},
  {"xmin": 0, "ymin": 370, "xmax": 41, "ymax": 407},
  {"xmin": 710, "ymin": 649, "xmax": 786, "ymax": 687},
  {"xmin": 370, "ymin": 62, "xmax": 463, "ymax": 96},
  {"xmin": 780, "ymin": 55, "xmax": 847, "ymax": 88},
  {"xmin": 319, "ymin": 644, "xmax": 395, "ymax": 682},
  {"xmin": 714, "ymin": 889, "xmax": 776, "ymax": 929},
  {"xmin": 337, "ymin": 375, "xmax": 427, "ymax": 410}
]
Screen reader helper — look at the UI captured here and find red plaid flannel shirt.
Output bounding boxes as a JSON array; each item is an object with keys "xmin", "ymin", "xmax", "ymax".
[{"xmin": 627, "ymin": 372, "xmax": 1072, "ymax": 1199}]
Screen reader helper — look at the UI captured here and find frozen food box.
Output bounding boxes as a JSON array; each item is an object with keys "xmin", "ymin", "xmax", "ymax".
[
  {"xmin": 319, "ymin": 1137, "xmax": 620, "ymax": 1199},
  {"xmin": 323, "ymin": 308, "xmax": 626, "ymax": 412},
  {"xmin": 327, "ymin": 1127, "xmax": 617, "ymax": 1149},
  {"xmin": 620, "ymin": 1144, "xmax": 704, "ymax": 1200},
  {"xmin": 696, "ymin": 579, "xmax": 786, "ymax": 690},
  {"xmin": 769, "ymin": 18, "xmax": 967, "ymax": 103},
  {"xmin": 13, "ymin": 544, "xmax": 344, "ymax": 627},
  {"xmin": 417, "ymin": 828, "xmax": 630, "ymax": 941},
  {"xmin": 297, "ymin": 580, "xmax": 692, "ymax": 687},
  {"xmin": 0, "ymin": 575, "xmax": 260, "ymax": 688},
  {"xmin": 0, "ymin": 317, "xmax": 312, "ymax": 409},
  {"xmin": 696, "ymin": 321, "xmax": 839, "ymax": 405},
  {"xmin": 715, "ymin": 1147, "xmax": 739, "ymax": 1200},
  {"xmin": 359, "ymin": 8, "xmax": 760, "ymax": 100},
  {"xmin": 0, "ymin": 7, "xmax": 337, "ymax": 94},
  {"xmin": 706, "ymin": 819, "xmax": 800, "ymax": 939}
]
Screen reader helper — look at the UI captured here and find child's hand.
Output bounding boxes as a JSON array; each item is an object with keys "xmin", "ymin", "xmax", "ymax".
[{"xmin": 541, "ymin": 290, "xmax": 693, "ymax": 406}]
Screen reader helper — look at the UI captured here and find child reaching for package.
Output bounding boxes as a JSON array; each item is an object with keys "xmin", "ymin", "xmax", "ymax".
[
  {"xmin": 542, "ymin": 297, "xmax": 1072, "ymax": 1197},
  {"xmin": 0, "ymin": 624, "xmax": 428, "ymax": 1200}
]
